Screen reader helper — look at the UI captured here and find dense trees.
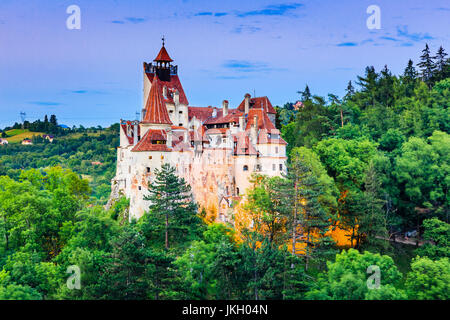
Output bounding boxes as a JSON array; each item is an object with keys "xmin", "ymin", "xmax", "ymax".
[{"xmin": 0, "ymin": 44, "xmax": 448, "ymax": 300}]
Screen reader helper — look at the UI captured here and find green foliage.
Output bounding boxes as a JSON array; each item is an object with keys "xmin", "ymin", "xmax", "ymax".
[
  {"xmin": 415, "ymin": 218, "xmax": 450, "ymax": 259},
  {"xmin": 306, "ymin": 249, "xmax": 405, "ymax": 300},
  {"xmin": 142, "ymin": 163, "xmax": 205, "ymax": 251},
  {"xmin": 405, "ymin": 257, "xmax": 450, "ymax": 300}
]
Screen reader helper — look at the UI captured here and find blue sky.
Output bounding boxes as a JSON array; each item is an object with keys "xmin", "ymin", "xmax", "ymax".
[{"xmin": 0, "ymin": 0, "xmax": 449, "ymax": 128}]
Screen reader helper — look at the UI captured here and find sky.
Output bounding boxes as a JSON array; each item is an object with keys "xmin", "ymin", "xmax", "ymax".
[{"xmin": 0, "ymin": 0, "xmax": 449, "ymax": 128}]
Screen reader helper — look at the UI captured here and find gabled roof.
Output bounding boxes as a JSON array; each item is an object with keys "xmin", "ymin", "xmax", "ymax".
[
  {"xmin": 204, "ymin": 109, "xmax": 242, "ymax": 125},
  {"xmin": 132, "ymin": 129, "xmax": 171, "ymax": 152},
  {"xmin": 142, "ymin": 77, "xmax": 173, "ymax": 125},
  {"xmin": 188, "ymin": 106, "xmax": 214, "ymax": 122},
  {"xmin": 237, "ymin": 96, "xmax": 276, "ymax": 114},
  {"xmin": 245, "ymin": 108, "xmax": 276, "ymax": 131},
  {"xmin": 146, "ymin": 73, "xmax": 189, "ymax": 106},
  {"xmin": 154, "ymin": 45, "xmax": 173, "ymax": 62}
]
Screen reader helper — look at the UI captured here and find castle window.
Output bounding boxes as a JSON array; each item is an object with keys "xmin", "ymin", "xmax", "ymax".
[
  {"xmin": 169, "ymin": 110, "xmax": 174, "ymax": 113},
  {"xmin": 243, "ymin": 165, "xmax": 249, "ymax": 171},
  {"xmin": 138, "ymin": 186, "xmax": 142, "ymax": 191},
  {"xmin": 273, "ymin": 164, "xmax": 276, "ymax": 171},
  {"xmin": 179, "ymin": 111, "xmax": 183, "ymax": 114},
  {"xmin": 256, "ymin": 164, "xmax": 261, "ymax": 171},
  {"xmin": 237, "ymin": 187, "xmax": 240, "ymax": 195},
  {"xmin": 280, "ymin": 164, "xmax": 283, "ymax": 171},
  {"xmin": 149, "ymin": 156, "xmax": 153, "ymax": 160},
  {"xmin": 275, "ymin": 147, "xmax": 279, "ymax": 154},
  {"xmin": 179, "ymin": 123, "xmax": 183, "ymax": 126},
  {"xmin": 146, "ymin": 167, "xmax": 151, "ymax": 173}
]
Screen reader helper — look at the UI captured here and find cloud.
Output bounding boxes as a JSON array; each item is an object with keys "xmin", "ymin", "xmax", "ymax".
[
  {"xmin": 396, "ymin": 25, "xmax": 434, "ymax": 42},
  {"xmin": 215, "ymin": 12, "xmax": 228, "ymax": 17},
  {"xmin": 232, "ymin": 24, "xmax": 262, "ymax": 34},
  {"xmin": 111, "ymin": 17, "xmax": 148, "ymax": 24},
  {"xmin": 336, "ymin": 42, "xmax": 358, "ymax": 47},
  {"xmin": 70, "ymin": 90, "xmax": 107, "ymax": 95},
  {"xmin": 236, "ymin": 3, "xmax": 304, "ymax": 17},
  {"xmin": 379, "ymin": 36, "xmax": 400, "ymax": 42},
  {"xmin": 195, "ymin": 12, "xmax": 213, "ymax": 16},
  {"xmin": 222, "ymin": 60, "xmax": 271, "ymax": 73},
  {"xmin": 28, "ymin": 101, "xmax": 63, "ymax": 106}
]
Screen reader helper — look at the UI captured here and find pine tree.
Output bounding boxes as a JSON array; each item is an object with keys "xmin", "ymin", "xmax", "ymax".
[
  {"xmin": 417, "ymin": 44, "xmax": 435, "ymax": 88},
  {"xmin": 344, "ymin": 80, "xmax": 355, "ymax": 100},
  {"xmin": 402, "ymin": 59, "xmax": 418, "ymax": 96},
  {"xmin": 356, "ymin": 66, "xmax": 378, "ymax": 108},
  {"xmin": 143, "ymin": 163, "xmax": 204, "ymax": 250},
  {"xmin": 277, "ymin": 155, "xmax": 336, "ymax": 270},
  {"xmin": 377, "ymin": 65, "xmax": 395, "ymax": 107},
  {"xmin": 433, "ymin": 46, "xmax": 449, "ymax": 81},
  {"xmin": 298, "ymin": 85, "xmax": 312, "ymax": 102}
]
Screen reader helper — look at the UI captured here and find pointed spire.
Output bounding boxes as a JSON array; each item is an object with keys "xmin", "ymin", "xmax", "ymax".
[
  {"xmin": 154, "ymin": 39, "xmax": 173, "ymax": 62},
  {"xmin": 142, "ymin": 77, "xmax": 172, "ymax": 125}
]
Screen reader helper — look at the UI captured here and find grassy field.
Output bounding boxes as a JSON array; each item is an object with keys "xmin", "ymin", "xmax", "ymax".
[{"xmin": 4, "ymin": 129, "xmax": 44, "ymax": 143}]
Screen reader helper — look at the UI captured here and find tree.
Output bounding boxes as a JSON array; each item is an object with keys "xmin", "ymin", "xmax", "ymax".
[
  {"xmin": 344, "ymin": 80, "xmax": 355, "ymax": 100},
  {"xmin": 143, "ymin": 163, "xmax": 204, "ymax": 250},
  {"xmin": 417, "ymin": 44, "xmax": 435, "ymax": 88},
  {"xmin": 415, "ymin": 218, "xmax": 449, "ymax": 259},
  {"xmin": 298, "ymin": 85, "xmax": 311, "ymax": 102},
  {"xmin": 282, "ymin": 148, "xmax": 337, "ymax": 270},
  {"xmin": 305, "ymin": 249, "xmax": 405, "ymax": 300},
  {"xmin": 405, "ymin": 257, "xmax": 450, "ymax": 300},
  {"xmin": 244, "ymin": 175, "xmax": 288, "ymax": 245},
  {"xmin": 349, "ymin": 162, "xmax": 389, "ymax": 252},
  {"xmin": 433, "ymin": 46, "xmax": 449, "ymax": 81},
  {"xmin": 394, "ymin": 131, "xmax": 450, "ymax": 225}
]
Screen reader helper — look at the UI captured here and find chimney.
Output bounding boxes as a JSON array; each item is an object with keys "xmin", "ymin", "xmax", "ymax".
[
  {"xmin": 223, "ymin": 100, "xmax": 229, "ymax": 117},
  {"xmin": 174, "ymin": 90, "xmax": 180, "ymax": 105},
  {"xmin": 251, "ymin": 115, "xmax": 258, "ymax": 143},
  {"xmin": 133, "ymin": 121, "xmax": 139, "ymax": 145},
  {"xmin": 166, "ymin": 129, "xmax": 172, "ymax": 147},
  {"xmin": 244, "ymin": 93, "xmax": 251, "ymax": 114},
  {"xmin": 239, "ymin": 116, "xmax": 245, "ymax": 132}
]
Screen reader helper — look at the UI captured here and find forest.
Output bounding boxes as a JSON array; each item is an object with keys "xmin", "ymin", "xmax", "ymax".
[{"xmin": 0, "ymin": 44, "xmax": 448, "ymax": 300}]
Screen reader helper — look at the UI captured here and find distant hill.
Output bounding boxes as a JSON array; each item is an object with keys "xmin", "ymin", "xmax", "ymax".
[{"xmin": 4, "ymin": 129, "xmax": 45, "ymax": 144}]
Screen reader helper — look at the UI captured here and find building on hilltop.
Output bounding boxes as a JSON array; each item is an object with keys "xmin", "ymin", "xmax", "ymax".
[{"xmin": 111, "ymin": 42, "xmax": 288, "ymax": 222}]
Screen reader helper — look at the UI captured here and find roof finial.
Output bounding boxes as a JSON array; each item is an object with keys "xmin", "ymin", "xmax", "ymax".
[{"xmin": 162, "ymin": 35, "xmax": 165, "ymax": 47}]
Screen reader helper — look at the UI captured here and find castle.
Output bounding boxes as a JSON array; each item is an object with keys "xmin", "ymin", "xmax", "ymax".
[{"xmin": 111, "ymin": 43, "xmax": 288, "ymax": 222}]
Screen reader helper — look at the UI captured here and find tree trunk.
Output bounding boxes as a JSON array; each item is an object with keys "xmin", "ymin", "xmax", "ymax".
[
  {"xmin": 340, "ymin": 108, "xmax": 344, "ymax": 128},
  {"xmin": 292, "ymin": 182, "xmax": 298, "ymax": 256},
  {"xmin": 165, "ymin": 212, "xmax": 169, "ymax": 249}
]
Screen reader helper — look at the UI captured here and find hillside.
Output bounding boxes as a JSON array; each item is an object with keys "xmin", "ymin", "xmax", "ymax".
[{"xmin": 3, "ymin": 129, "xmax": 45, "ymax": 144}]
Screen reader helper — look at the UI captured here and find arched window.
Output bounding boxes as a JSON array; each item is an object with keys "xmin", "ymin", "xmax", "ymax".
[
  {"xmin": 243, "ymin": 165, "xmax": 249, "ymax": 171},
  {"xmin": 236, "ymin": 187, "xmax": 240, "ymax": 196}
]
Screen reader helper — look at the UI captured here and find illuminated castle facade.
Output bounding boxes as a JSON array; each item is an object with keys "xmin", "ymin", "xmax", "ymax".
[{"xmin": 111, "ymin": 43, "xmax": 287, "ymax": 221}]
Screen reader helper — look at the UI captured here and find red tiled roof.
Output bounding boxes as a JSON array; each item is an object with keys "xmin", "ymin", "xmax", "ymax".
[
  {"xmin": 245, "ymin": 108, "xmax": 276, "ymax": 131},
  {"xmin": 237, "ymin": 96, "xmax": 276, "ymax": 114},
  {"xmin": 258, "ymin": 129, "xmax": 288, "ymax": 145},
  {"xmin": 154, "ymin": 46, "xmax": 173, "ymax": 62},
  {"xmin": 146, "ymin": 73, "xmax": 189, "ymax": 106},
  {"xmin": 188, "ymin": 106, "xmax": 214, "ymax": 122},
  {"xmin": 132, "ymin": 129, "xmax": 171, "ymax": 152},
  {"xmin": 204, "ymin": 109, "xmax": 242, "ymax": 125},
  {"xmin": 142, "ymin": 77, "xmax": 173, "ymax": 125}
]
